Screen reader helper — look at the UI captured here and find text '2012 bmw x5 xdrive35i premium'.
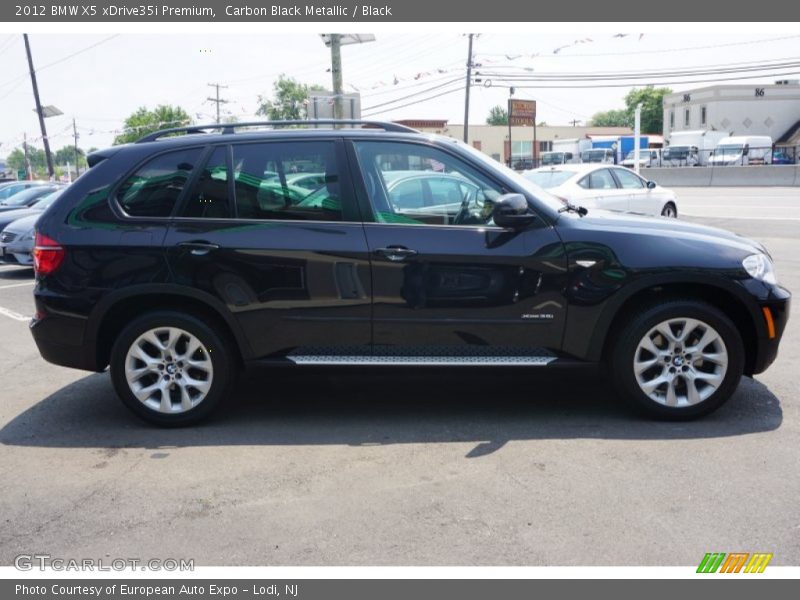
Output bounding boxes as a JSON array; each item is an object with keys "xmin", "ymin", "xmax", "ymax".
[{"xmin": 29, "ymin": 120, "xmax": 790, "ymax": 425}]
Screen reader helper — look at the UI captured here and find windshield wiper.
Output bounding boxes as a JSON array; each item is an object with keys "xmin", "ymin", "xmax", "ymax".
[{"xmin": 558, "ymin": 202, "xmax": 588, "ymax": 217}]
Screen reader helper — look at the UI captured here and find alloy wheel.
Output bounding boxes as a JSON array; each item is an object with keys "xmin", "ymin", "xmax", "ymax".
[
  {"xmin": 124, "ymin": 327, "xmax": 213, "ymax": 414},
  {"xmin": 633, "ymin": 317, "xmax": 728, "ymax": 408}
]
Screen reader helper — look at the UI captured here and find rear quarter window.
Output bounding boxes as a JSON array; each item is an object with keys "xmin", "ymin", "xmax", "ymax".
[{"xmin": 116, "ymin": 148, "xmax": 203, "ymax": 217}]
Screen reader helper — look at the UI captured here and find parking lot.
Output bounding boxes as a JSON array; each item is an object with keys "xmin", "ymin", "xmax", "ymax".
[{"xmin": 0, "ymin": 186, "xmax": 797, "ymax": 567}]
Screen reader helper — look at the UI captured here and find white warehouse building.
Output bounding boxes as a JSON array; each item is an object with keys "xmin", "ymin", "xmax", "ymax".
[{"xmin": 663, "ymin": 81, "xmax": 800, "ymax": 147}]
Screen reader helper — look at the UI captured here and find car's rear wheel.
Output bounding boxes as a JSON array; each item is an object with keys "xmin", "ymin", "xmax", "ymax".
[
  {"xmin": 610, "ymin": 300, "xmax": 744, "ymax": 419},
  {"xmin": 661, "ymin": 202, "xmax": 677, "ymax": 218},
  {"xmin": 110, "ymin": 311, "xmax": 237, "ymax": 426}
]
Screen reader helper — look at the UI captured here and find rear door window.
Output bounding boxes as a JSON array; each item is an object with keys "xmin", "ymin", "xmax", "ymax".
[
  {"xmin": 231, "ymin": 141, "xmax": 346, "ymax": 221},
  {"xmin": 116, "ymin": 148, "xmax": 202, "ymax": 217}
]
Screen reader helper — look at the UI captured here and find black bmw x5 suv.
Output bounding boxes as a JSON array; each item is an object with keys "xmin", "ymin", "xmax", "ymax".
[{"xmin": 30, "ymin": 120, "xmax": 790, "ymax": 425}]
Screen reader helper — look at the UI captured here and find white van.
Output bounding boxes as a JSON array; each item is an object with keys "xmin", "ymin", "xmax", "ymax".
[
  {"xmin": 581, "ymin": 148, "xmax": 615, "ymax": 164},
  {"xmin": 622, "ymin": 149, "xmax": 661, "ymax": 169},
  {"xmin": 709, "ymin": 136, "xmax": 773, "ymax": 166}
]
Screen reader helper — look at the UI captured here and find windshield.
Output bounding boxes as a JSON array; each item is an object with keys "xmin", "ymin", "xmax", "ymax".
[
  {"xmin": 453, "ymin": 139, "xmax": 564, "ymax": 213},
  {"xmin": 0, "ymin": 187, "xmax": 53, "ymax": 206},
  {"xmin": 541, "ymin": 153, "xmax": 565, "ymax": 165},
  {"xmin": 524, "ymin": 170, "xmax": 576, "ymax": 189},
  {"xmin": 664, "ymin": 146, "xmax": 691, "ymax": 159},
  {"xmin": 582, "ymin": 149, "xmax": 610, "ymax": 161},
  {"xmin": 716, "ymin": 144, "xmax": 744, "ymax": 156}
]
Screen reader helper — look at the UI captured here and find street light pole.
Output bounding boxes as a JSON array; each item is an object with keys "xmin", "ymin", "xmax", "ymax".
[
  {"xmin": 23, "ymin": 34, "xmax": 54, "ymax": 179},
  {"xmin": 329, "ymin": 34, "xmax": 344, "ymax": 122},
  {"xmin": 463, "ymin": 33, "xmax": 474, "ymax": 144}
]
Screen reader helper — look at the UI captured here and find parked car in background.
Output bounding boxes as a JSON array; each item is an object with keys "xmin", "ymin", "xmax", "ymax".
[
  {"xmin": 0, "ymin": 180, "xmax": 53, "ymax": 201},
  {"xmin": 0, "ymin": 184, "xmax": 62, "ymax": 212},
  {"xmin": 622, "ymin": 149, "xmax": 661, "ymax": 169},
  {"xmin": 540, "ymin": 151, "xmax": 574, "ymax": 166},
  {"xmin": 0, "ymin": 189, "xmax": 65, "ymax": 265},
  {"xmin": 523, "ymin": 164, "xmax": 678, "ymax": 217},
  {"xmin": 770, "ymin": 148, "xmax": 795, "ymax": 165},
  {"xmin": 709, "ymin": 136, "xmax": 774, "ymax": 166},
  {"xmin": 0, "ymin": 188, "xmax": 64, "ymax": 232},
  {"xmin": 581, "ymin": 148, "xmax": 615, "ymax": 164}
]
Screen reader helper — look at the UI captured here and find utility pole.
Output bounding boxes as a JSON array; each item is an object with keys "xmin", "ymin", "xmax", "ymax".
[
  {"xmin": 72, "ymin": 117, "xmax": 80, "ymax": 177},
  {"xmin": 23, "ymin": 34, "xmax": 54, "ymax": 180},
  {"xmin": 207, "ymin": 82, "xmax": 229, "ymax": 122},
  {"xmin": 329, "ymin": 34, "xmax": 343, "ymax": 122},
  {"xmin": 570, "ymin": 119, "xmax": 581, "ymax": 127},
  {"xmin": 463, "ymin": 33, "xmax": 475, "ymax": 144},
  {"xmin": 23, "ymin": 133, "xmax": 32, "ymax": 180}
]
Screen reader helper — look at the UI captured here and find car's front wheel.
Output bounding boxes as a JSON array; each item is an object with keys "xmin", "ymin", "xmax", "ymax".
[
  {"xmin": 610, "ymin": 300, "xmax": 744, "ymax": 420},
  {"xmin": 110, "ymin": 311, "xmax": 237, "ymax": 426},
  {"xmin": 661, "ymin": 202, "xmax": 677, "ymax": 218}
]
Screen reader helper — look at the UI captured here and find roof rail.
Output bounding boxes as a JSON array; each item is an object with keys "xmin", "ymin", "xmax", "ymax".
[{"xmin": 135, "ymin": 120, "xmax": 419, "ymax": 143}]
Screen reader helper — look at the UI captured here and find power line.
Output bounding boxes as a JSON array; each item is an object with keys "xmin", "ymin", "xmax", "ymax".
[
  {"xmin": 361, "ymin": 77, "xmax": 463, "ymax": 112},
  {"xmin": 0, "ymin": 35, "xmax": 119, "ymax": 89},
  {"xmin": 485, "ymin": 70, "xmax": 800, "ymax": 89},
  {"xmin": 362, "ymin": 85, "xmax": 465, "ymax": 117}
]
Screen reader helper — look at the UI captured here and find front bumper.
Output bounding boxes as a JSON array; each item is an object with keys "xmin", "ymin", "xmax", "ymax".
[
  {"xmin": 750, "ymin": 285, "xmax": 791, "ymax": 375},
  {"xmin": 0, "ymin": 239, "xmax": 33, "ymax": 265}
]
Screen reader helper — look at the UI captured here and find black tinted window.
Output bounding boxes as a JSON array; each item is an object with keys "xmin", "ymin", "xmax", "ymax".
[
  {"xmin": 117, "ymin": 148, "xmax": 202, "ymax": 217},
  {"xmin": 180, "ymin": 147, "xmax": 232, "ymax": 218},
  {"xmin": 232, "ymin": 142, "xmax": 342, "ymax": 221}
]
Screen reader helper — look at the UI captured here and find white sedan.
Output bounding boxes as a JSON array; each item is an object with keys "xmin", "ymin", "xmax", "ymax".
[{"xmin": 523, "ymin": 164, "xmax": 678, "ymax": 218}]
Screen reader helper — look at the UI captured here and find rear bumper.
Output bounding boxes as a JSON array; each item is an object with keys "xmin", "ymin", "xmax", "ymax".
[
  {"xmin": 750, "ymin": 286, "xmax": 791, "ymax": 375},
  {"xmin": 30, "ymin": 301, "xmax": 103, "ymax": 372}
]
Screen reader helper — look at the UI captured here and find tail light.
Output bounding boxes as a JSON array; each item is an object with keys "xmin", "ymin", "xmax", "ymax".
[{"xmin": 33, "ymin": 232, "xmax": 65, "ymax": 275}]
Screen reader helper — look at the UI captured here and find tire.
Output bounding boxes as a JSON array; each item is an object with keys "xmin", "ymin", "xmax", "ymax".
[
  {"xmin": 609, "ymin": 300, "xmax": 744, "ymax": 420},
  {"xmin": 110, "ymin": 311, "xmax": 238, "ymax": 426},
  {"xmin": 661, "ymin": 202, "xmax": 677, "ymax": 218}
]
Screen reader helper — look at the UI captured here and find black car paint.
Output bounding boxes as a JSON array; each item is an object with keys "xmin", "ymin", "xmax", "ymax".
[{"xmin": 30, "ymin": 130, "xmax": 790, "ymax": 377}]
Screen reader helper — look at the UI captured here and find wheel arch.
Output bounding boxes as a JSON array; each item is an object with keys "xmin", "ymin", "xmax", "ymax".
[
  {"xmin": 89, "ymin": 285, "xmax": 253, "ymax": 371},
  {"xmin": 581, "ymin": 274, "xmax": 763, "ymax": 375}
]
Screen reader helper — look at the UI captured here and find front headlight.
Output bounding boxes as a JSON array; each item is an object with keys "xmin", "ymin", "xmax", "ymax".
[{"xmin": 743, "ymin": 253, "xmax": 778, "ymax": 284}]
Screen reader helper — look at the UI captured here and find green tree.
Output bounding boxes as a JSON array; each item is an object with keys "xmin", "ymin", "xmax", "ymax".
[
  {"xmin": 113, "ymin": 105, "xmax": 192, "ymax": 145},
  {"xmin": 590, "ymin": 108, "xmax": 631, "ymax": 128},
  {"xmin": 590, "ymin": 86, "xmax": 672, "ymax": 133},
  {"xmin": 486, "ymin": 105, "xmax": 509, "ymax": 126},
  {"xmin": 6, "ymin": 147, "xmax": 46, "ymax": 178},
  {"xmin": 256, "ymin": 75, "xmax": 326, "ymax": 121},
  {"xmin": 53, "ymin": 145, "xmax": 87, "ymax": 169},
  {"xmin": 624, "ymin": 86, "xmax": 672, "ymax": 134}
]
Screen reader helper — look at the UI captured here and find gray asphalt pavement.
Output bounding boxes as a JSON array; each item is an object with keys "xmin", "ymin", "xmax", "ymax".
[{"xmin": 0, "ymin": 187, "xmax": 797, "ymax": 566}]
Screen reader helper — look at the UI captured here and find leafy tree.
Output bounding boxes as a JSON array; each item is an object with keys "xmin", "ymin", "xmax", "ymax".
[
  {"xmin": 53, "ymin": 145, "xmax": 87, "ymax": 168},
  {"xmin": 624, "ymin": 86, "xmax": 672, "ymax": 134},
  {"xmin": 113, "ymin": 105, "xmax": 192, "ymax": 145},
  {"xmin": 590, "ymin": 108, "xmax": 631, "ymax": 128},
  {"xmin": 256, "ymin": 75, "xmax": 326, "ymax": 121},
  {"xmin": 590, "ymin": 87, "xmax": 672, "ymax": 133},
  {"xmin": 6, "ymin": 147, "xmax": 46, "ymax": 177},
  {"xmin": 486, "ymin": 105, "xmax": 509, "ymax": 126}
]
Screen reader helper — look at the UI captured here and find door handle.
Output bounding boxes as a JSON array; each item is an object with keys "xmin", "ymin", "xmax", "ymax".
[
  {"xmin": 177, "ymin": 241, "xmax": 220, "ymax": 256},
  {"xmin": 374, "ymin": 246, "xmax": 418, "ymax": 262}
]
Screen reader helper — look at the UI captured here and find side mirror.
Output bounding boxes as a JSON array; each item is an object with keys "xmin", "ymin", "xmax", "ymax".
[
  {"xmin": 743, "ymin": 145, "xmax": 750, "ymax": 156},
  {"xmin": 492, "ymin": 193, "xmax": 537, "ymax": 229},
  {"xmin": 646, "ymin": 180, "xmax": 657, "ymax": 189}
]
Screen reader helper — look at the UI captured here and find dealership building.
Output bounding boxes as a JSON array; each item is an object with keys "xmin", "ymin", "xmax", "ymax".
[
  {"xmin": 394, "ymin": 120, "xmax": 633, "ymax": 165},
  {"xmin": 662, "ymin": 81, "xmax": 800, "ymax": 149}
]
